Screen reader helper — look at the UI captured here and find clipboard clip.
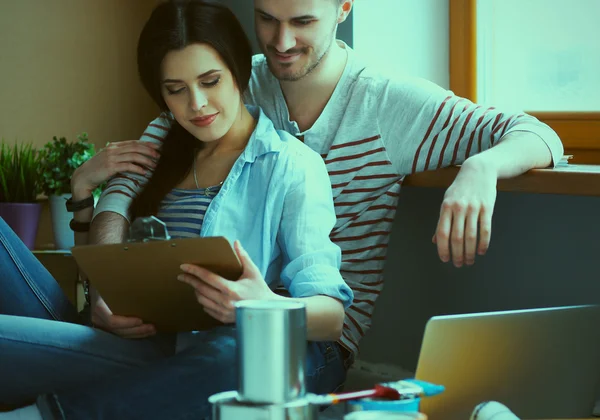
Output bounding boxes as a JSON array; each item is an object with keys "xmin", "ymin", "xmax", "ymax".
[{"xmin": 127, "ymin": 216, "xmax": 171, "ymax": 243}]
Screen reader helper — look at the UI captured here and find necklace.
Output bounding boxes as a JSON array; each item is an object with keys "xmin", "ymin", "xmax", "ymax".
[{"xmin": 193, "ymin": 153, "xmax": 223, "ymax": 196}]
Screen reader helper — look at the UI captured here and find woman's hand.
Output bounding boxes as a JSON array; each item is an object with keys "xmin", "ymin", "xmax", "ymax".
[
  {"xmin": 177, "ymin": 241, "xmax": 277, "ymax": 323},
  {"xmin": 90, "ymin": 286, "xmax": 157, "ymax": 339},
  {"xmin": 71, "ymin": 140, "xmax": 161, "ymax": 199}
]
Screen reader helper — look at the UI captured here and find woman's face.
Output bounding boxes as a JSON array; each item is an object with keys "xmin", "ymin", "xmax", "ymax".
[{"xmin": 161, "ymin": 43, "xmax": 242, "ymax": 143}]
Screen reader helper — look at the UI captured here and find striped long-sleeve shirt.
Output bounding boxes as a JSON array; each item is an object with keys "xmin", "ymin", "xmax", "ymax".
[
  {"xmin": 95, "ymin": 43, "xmax": 564, "ymax": 357},
  {"xmin": 156, "ymin": 187, "xmax": 221, "ymax": 238}
]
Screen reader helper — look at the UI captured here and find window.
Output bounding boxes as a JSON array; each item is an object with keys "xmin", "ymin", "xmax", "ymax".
[
  {"xmin": 450, "ymin": 0, "xmax": 600, "ymax": 163},
  {"xmin": 353, "ymin": 0, "xmax": 450, "ymax": 88}
]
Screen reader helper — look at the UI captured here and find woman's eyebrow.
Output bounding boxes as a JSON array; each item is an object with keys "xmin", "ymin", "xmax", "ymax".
[
  {"xmin": 255, "ymin": 8, "xmax": 316, "ymax": 21},
  {"xmin": 163, "ymin": 69, "xmax": 221, "ymax": 84}
]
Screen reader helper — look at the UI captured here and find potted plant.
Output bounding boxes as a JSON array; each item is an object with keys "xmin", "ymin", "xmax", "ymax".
[
  {"xmin": 39, "ymin": 133, "xmax": 99, "ymax": 250},
  {"xmin": 0, "ymin": 140, "xmax": 42, "ymax": 249}
]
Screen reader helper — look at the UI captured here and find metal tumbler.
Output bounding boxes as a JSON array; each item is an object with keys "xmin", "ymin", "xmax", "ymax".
[
  {"xmin": 210, "ymin": 391, "xmax": 317, "ymax": 420},
  {"xmin": 235, "ymin": 300, "xmax": 307, "ymax": 404}
]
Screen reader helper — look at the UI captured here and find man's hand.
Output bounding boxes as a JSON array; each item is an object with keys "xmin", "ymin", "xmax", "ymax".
[
  {"xmin": 177, "ymin": 241, "xmax": 276, "ymax": 323},
  {"xmin": 433, "ymin": 158, "xmax": 497, "ymax": 267},
  {"xmin": 90, "ymin": 286, "xmax": 157, "ymax": 339},
  {"xmin": 432, "ymin": 131, "xmax": 558, "ymax": 267},
  {"xmin": 71, "ymin": 140, "xmax": 160, "ymax": 199}
]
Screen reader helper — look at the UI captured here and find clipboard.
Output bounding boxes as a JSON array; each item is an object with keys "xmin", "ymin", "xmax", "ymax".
[{"xmin": 71, "ymin": 236, "xmax": 243, "ymax": 332}]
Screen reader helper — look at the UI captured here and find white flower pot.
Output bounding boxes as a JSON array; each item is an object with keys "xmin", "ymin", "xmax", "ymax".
[{"xmin": 49, "ymin": 193, "xmax": 74, "ymax": 250}]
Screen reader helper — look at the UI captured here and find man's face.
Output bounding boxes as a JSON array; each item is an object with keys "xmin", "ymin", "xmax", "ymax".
[{"xmin": 254, "ymin": 0, "xmax": 339, "ymax": 81}]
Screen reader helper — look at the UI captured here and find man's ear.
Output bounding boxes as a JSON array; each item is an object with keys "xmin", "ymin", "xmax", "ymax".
[{"xmin": 337, "ymin": 0, "xmax": 354, "ymax": 24}]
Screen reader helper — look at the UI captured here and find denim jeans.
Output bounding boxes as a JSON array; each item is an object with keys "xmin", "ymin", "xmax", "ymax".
[{"xmin": 0, "ymin": 217, "xmax": 350, "ymax": 419}]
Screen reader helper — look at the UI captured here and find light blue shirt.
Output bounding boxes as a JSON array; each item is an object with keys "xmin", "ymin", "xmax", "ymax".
[{"xmin": 94, "ymin": 106, "xmax": 353, "ymax": 307}]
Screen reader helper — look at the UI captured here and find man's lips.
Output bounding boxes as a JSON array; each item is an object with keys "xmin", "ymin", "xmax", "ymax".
[{"xmin": 269, "ymin": 48, "xmax": 304, "ymax": 63}]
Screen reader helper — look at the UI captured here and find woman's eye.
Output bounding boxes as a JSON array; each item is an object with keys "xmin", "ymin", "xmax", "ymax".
[
  {"xmin": 202, "ymin": 77, "xmax": 220, "ymax": 88},
  {"xmin": 296, "ymin": 20, "xmax": 312, "ymax": 26},
  {"xmin": 259, "ymin": 15, "xmax": 273, "ymax": 22},
  {"xmin": 166, "ymin": 87, "xmax": 185, "ymax": 95}
]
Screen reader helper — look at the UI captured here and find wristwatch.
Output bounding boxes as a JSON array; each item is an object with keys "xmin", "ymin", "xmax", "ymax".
[
  {"xmin": 65, "ymin": 195, "xmax": 95, "ymax": 213},
  {"xmin": 69, "ymin": 218, "xmax": 91, "ymax": 232}
]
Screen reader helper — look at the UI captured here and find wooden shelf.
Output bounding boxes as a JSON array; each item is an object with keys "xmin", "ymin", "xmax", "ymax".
[
  {"xmin": 32, "ymin": 249, "xmax": 72, "ymax": 255},
  {"xmin": 403, "ymin": 165, "xmax": 600, "ymax": 197}
]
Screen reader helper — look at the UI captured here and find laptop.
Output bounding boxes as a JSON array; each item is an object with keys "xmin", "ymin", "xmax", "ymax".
[{"xmin": 415, "ymin": 305, "xmax": 600, "ymax": 420}]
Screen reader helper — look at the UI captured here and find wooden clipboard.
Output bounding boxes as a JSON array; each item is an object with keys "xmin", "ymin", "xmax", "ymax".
[{"xmin": 71, "ymin": 237, "xmax": 243, "ymax": 332}]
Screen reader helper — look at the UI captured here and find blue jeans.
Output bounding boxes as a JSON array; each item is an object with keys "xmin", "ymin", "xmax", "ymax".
[{"xmin": 0, "ymin": 217, "xmax": 351, "ymax": 419}]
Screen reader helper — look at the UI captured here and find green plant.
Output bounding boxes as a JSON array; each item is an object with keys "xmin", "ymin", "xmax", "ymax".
[
  {"xmin": 0, "ymin": 140, "xmax": 41, "ymax": 203},
  {"xmin": 39, "ymin": 133, "xmax": 101, "ymax": 197}
]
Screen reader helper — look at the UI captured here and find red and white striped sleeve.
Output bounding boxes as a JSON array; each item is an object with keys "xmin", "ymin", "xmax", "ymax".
[
  {"xmin": 376, "ymin": 77, "xmax": 564, "ymax": 175},
  {"xmin": 92, "ymin": 113, "xmax": 173, "ymax": 222}
]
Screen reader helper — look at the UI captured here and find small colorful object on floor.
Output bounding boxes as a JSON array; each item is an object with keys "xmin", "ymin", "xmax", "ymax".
[
  {"xmin": 346, "ymin": 396, "xmax": 421, "ymax": 413},
  {"xmin": 344, "ymin": 411, "xmax": 427, "ymax": 420},
  {"xmin": 341, "ymin": 378, "xmax": 443, "ymax": 418}
]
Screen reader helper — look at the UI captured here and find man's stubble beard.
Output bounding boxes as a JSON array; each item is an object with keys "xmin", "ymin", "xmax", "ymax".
[
  {"xmin": 270, "ymin": 45, "xmax": 329, "ymax": 81},
  {"xmin": 262, "ymin": 25, "xmax": 337, "ymax": 82}
]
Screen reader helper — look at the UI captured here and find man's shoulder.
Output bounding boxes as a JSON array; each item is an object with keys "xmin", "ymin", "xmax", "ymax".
[
  {"xmin": 350, "ymin": 64, "xmax": 439, "ymax": 100},
  {"xmin": 347, "ymin": 49, "xmax": 442, "ymax": 98}
]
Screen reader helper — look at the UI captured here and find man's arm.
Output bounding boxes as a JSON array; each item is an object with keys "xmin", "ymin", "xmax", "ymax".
[
  {"xmin": 432, "ymin": 132, "xmax": 552, "ymax": 267},
  {"xmin": 91, "ymin": 113, "xmax": 171, "ymax": 224},
  {"xmin": 69, "ymin": 140, "xmax": 161, "ymax": 246},
  {"xmin": 80, "ymin": 116, "xmax": 171, "ymax": 337},
  {"xmin": 88, "ymin": 211, "xmax": 128, "ymax": 245},
  {"xmin": 377, "ymin": 77, "xmax": 564, "ymax": 267},
  {"xmin": 464, "ymin": 131, "xmax": 553, "ymax": 179},
  {"xmin": 377, "ymin": 77, "xmax": 563, "ymax": 175}
]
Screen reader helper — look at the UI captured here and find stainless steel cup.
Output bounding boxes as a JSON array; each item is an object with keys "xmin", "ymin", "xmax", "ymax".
[
  {"xmin": 210, "ymin": 391, "xmax": 317, "ymax": 420},
  {"xmin": 235, "ymin": 300, "xmax": 307, "ymax": 404}
]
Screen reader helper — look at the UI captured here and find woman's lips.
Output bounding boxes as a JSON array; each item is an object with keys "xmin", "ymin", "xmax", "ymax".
[{"xmin": 190, "ymin": 113, "xmax": 218, "ymax": 127}]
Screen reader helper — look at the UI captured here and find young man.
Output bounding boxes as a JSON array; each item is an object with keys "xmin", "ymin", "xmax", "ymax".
[{"xmin": 91, "ymin": 0, "xmax": 562, "ymax": 358}]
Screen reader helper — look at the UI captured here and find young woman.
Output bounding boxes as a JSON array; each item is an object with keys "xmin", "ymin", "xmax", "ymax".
[{"xmin": 0, "ymin": 1, "xmax": 352, "ymax": 419}]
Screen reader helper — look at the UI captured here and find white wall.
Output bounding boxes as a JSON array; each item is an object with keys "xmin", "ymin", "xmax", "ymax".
[{"xmin": 353, "ymin": 0, "xmax": 450, "ymax": 89}]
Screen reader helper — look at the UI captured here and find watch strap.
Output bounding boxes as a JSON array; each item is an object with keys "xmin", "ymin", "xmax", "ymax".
[
  {"xmin": 69, "ymin": 218, "xmax": 91, "ymax": 232},
  {"xmin": 65, "ymin": 195, "xmax": 94, "ymax": 212}
]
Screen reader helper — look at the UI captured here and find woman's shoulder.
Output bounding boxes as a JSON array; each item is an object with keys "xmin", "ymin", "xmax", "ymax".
[
  {"xmin": 251, "ymin": 106, "xmax": 324, "ymax": 167},
  {"xmin": 249, "ymin": 125, "xmax": 326, "ymax": 187},
  {"xmin": 271, "ymin": 129, "xmax": 324, "ymax": 168},
  {"xmin": 253, "ymin": 129, "xmax": 328, "ymax": 192}
]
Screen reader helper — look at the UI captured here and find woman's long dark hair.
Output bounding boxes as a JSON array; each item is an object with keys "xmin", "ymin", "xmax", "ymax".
[{"xmin": 130, "ymin": 0, "xmax": 253, "ymax": 219}]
